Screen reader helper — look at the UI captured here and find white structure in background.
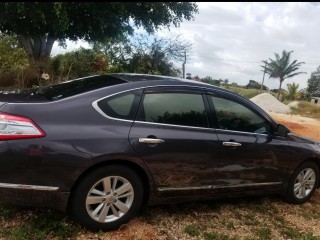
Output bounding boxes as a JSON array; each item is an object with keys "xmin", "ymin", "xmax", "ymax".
[{"xmin": 311, "ymin": 97, "xmax": 320, "ymax": 105}]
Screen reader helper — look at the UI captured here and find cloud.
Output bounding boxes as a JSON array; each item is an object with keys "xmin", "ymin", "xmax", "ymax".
[
  {"xmin": 156, "ymin": 2, "xmax": 320, "ymax": 89},
  {"xmin": 52, "ymin": 2, "xmax": 320, "ymax": 90}
]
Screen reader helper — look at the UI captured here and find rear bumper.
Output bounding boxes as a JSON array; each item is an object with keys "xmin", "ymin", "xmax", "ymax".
[{"xmin": 0, "ymin": 183, "xmax": 69, "ymax": 212}]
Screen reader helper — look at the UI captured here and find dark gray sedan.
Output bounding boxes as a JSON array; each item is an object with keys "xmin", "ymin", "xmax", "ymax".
[{"xmin": 0, "ymin": 73, "xmax": 319, "ymax": 231}]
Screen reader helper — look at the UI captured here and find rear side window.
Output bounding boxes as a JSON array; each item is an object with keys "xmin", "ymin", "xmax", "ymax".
[
  {"xmin": 136, "ymin": 92, "xmax": 208, "ymax": 128},
  {"xmin": 96, "ymin": 89, "xmax": 142, "ymax": 120}
]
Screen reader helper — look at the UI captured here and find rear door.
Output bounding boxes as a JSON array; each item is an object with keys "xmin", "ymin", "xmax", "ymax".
[{"xmin": 129, "ymin": 86, "xmax": 220, "ymax": 196}]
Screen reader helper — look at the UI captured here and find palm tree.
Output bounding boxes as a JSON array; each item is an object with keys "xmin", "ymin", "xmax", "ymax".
[
  {"xmin": 282, "ymin": 82, "xmax": 305, "ymax": 100},
  {"xmin": 262, "ymin": 50, "xmax": 306, "ymax": 100}
]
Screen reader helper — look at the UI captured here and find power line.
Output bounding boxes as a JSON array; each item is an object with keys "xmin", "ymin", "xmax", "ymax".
[{"xmin": 188, "ymin": 54, "xmax": 320, "ymax": 65}]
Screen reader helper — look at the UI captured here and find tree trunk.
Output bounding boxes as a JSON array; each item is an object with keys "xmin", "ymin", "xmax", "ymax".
[
  {"xmin": 277, "ymin": 79, "xmax": 283, "ymax": 100},
  {"xmin": 19, "ymin": 34, "xmax": 56, "ymax": 86}
]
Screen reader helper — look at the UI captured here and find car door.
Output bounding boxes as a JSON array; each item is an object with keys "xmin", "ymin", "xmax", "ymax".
[
  {"xmin": 129, "ymin": 86, "xmax": 220, "ymax": 196},
  {"xmin": 207, "ymin": 92, "xmax": 291, "ymax": 191}
]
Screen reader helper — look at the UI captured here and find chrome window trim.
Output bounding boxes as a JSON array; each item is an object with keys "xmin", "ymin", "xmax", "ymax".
[
  {"xmin": 158, "ymin": 182, "xmax": 281, "ymax": 192},
  {"xmin": 158, "ymin": 185, "xmax": 213, "ymax": 192},
  {"xmin": 0, "ymin": 182, "xmax": 59, "ymax": 191},
  {"xmin": 212, "ymin": 182, "xmax": 282, "ymax": 189},
  {"xmin": 91, "ymin": 84, "xmax": 270, "ymax": 135},
  {"xmin": 134, "ymin": 120, "xmax": 213, "ymax": 131},
  {"xmin": 92, "ymin": 85, "xmax": 207, "ymax": 125},
  {"xmin": 216, "ymin": 128, "xmax": 269, "ymax": 136}
]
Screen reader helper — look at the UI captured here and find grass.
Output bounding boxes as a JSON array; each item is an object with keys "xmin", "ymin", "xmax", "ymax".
[
  {"xmin": 1, "ymin": 194, "xmax": 320, "ymax": 239},
  {"xmin": 0, "ymin": 208, "xmax": 80, "ymax": 240},
  {"xmin": 290, "ymin": 101, "xmax": 320, "ymax": 120},
  {"xmin": 223, "ymin": 86, "xmax": 267, "ymax": 99},
  {"xmin": 184, "ymin": 224, "xmax": 201, "ymax": 237}
]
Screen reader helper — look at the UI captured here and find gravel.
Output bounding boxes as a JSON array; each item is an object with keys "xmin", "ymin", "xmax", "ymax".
[
  {"xmin": 250, "ymin": 93, "xmax": 291, "ymax": 114},
  {"xmin": 287, "ymin": 101, "xmax": 300, "ymax": 108}
]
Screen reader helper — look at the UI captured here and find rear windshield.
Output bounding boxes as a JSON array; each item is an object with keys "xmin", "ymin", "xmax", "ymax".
[{"xmin": 0, "ymin": 75, "xmax": 126, "ymax": 102}]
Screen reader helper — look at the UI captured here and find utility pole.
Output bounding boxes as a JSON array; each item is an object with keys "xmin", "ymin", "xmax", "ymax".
[
  {"xmin": 261, "ymin": 62, "xmax": 266, "ymax": 92},
  {"xmin": 182, "ymin": 50, "xmax": 186, "ymax": 78}
]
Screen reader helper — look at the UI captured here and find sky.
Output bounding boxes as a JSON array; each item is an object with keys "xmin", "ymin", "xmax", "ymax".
[{"xmin": 52, "ymin": 2, "xmax": 320, "ymax": 90}]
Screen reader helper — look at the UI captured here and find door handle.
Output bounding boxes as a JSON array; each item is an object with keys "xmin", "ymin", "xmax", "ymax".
[
  {"xmin": 139, "ymin": 138, "xmax": 165, "ymax": 144},
  {"xmin": 223, "ymin": 142, "xmax": 241, "ymax": 147}
]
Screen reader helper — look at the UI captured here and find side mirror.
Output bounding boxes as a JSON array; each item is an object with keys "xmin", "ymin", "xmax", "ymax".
[{"xmin": 275, "ymin": 124, "xmax": 290, "ymax": 137}]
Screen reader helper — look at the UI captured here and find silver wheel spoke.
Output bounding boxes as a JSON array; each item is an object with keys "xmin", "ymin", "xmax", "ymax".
[
  {"xmin": 115, "ymin": 183, "xmax": 131, "ymax": 196},
  {"xmin": 304, "ymin": 169, "xmax": 314, "ymax": 180},
  {"xmin": 98, "ymin": 204, "xmax": 110, "ymax": 222},
  {"xmin": 91, "ymin": 203, "xmax": 104, "ymax": 217},
  {"xmin": 111, "ymin": 205, "xmax": 120, "ymax": 217},
  {"xmin": 103, "ymin": 177, "xmax": 112, "ymax": 193},
  {"xmin": 86, "ymin": 196, "xmax": 105, "ymax": 205},
  {"xmin": 114, "ymin": 200, "xmax": 129, "ymax": 214},
  {"xmin": 306, "ymin": 179, "xmax": 315, "ymax": 186},
  {"xmin": 297, "ymin": 173, "xmax": 303, "ymax": 182},
  {"xmin": 293, "ymin": 167, "xmax": 316, "ymax": 199},
  {"xmin": 91, "ymin": 188, "xmax": 105, "ymax": 196},
  {"xmin": 117, "ymin": 192, "xmax": 133, "ymax": 198},
  {"xmin": 294, "ymin": 183, "xmax": 302, "ymax": 193},
  {"xmin": 86, "ymin": 175, "xmax": 134, "ymax": 223},
  {"xmin": 112, "ymin": 177, "xmax": 118, "ymax": 192}
]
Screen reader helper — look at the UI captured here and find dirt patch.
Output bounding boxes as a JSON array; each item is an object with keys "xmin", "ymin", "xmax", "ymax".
[{"xmin": 268, "ymin": 112, "xmax": 320, "ymax": 141}]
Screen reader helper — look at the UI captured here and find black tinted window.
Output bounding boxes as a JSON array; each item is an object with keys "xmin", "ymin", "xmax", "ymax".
[
  {"xmin": 97, "ymin": 90, "xmax": 142, "ymax": 120},
  {"xmin": 30, "ymin": 75, "xmax": 126, "ymax": 101},
  {"xmin": 211, "ymin": 96, "xmax": 271, "ymax": 134},
  {"xmin": 137, "ymin": 93, "xmax": 208, "ymax": 128}
]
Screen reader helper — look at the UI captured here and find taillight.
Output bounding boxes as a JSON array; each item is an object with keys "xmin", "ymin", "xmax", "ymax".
[{"xmin": 0, "ymin": 113, "xmax": 46, "ymax": 140}]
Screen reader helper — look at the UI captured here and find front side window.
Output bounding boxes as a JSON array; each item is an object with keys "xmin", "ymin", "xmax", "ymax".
[
  {"xmin": 137, "ymin": 92, "xmax": 208, "ymax": 128},
  {"xmin": 96, "ymin": 89, "xmax": 142, "ymax": 120},
  {"xmin": 210, "ymin": 96, "xmax": 271, "ymax": 134}
]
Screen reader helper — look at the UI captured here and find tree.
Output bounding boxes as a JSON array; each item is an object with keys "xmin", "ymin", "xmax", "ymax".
[
  {"xmin": 282, "ymin": 83, "xmax": 304, "ymax": 100},
  {"xmin": 95, "ymin": 34, "xmax": 191, "ymax": 76},
  {"xmin": 246, "ymin": 80, "xmax": 268, "ymax": 90},
  {"xmin": 0, "ymin": 33, "xmax": 28, "ymax": 87},
  {"xmin": 0, "ymin": 2, "xmax": 198, "ymax": 75},
  {"xmin": 306, "ymin": 66, "xmax": 320, "ymax": 97},
  {"xmin": 262, "ymin": 50, "xmax": 306, "ymax": 100},
  {"xmin": 51, "ymin": 48, "xmax": 108, "ymax": 82}
]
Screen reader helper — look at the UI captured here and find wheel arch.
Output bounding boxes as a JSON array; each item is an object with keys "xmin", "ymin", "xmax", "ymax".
[{"xmin": 66, "ymin": 159, "xmax": 152, "ymax": 213}]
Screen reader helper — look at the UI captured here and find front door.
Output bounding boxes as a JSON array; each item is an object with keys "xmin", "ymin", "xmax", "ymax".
[{"xmin": 208, "ymin": 94, "xmax": 290, "ymax": 191}]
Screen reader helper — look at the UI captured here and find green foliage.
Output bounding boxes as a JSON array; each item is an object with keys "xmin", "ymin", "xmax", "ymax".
[
  {"xmin": 184, "ymin": 224, "xmax": 200, "ymax": 237},
  {"xmin": 255, "ymin": 227, "xmax": 272, "ymax": 240},
  {"xmin": 0, "ymin": 208, "xmax": 80, "ymax": 240},
  {"xmin": 262, "ymin": 50, "xmax": 306, "ymax": 99},
  {"xmin": 226, "ymin": 86, "xmax": 264, "ymax": 99},
  {"xmin": 246, "ymin": 80, "xmax": 268, "ymax": 90},
  {"xmin": 0, "ymin": 2, "xmax": 198, "ymax": 67},
  {"xmin": 290, "ymin": 101, "xmax": 320, "ymax": 120},
  {"xmin": 6, "ymin": 210, "xmax": 79, "ymax": 240},
  {"xmin": 282, "ymin": 82, "xmax": 304, "ymax": 100},
  {"xmin": 95, "ymin": 34, "xmax": 190, "ymax": 77},
  {"xmin": 51, "ymin": 48, "xmax": 108, "ymax": 81},
  {"xmin": 201, "ymin": 77, "xmax": 223, "ymax": 86},
  {"xmin": 0, "ymin": 34, "xmax": 28, "ymax": 87},
  {"xmin": 306, "ymin": 66, "xmax": 320, "ymax": 97}
]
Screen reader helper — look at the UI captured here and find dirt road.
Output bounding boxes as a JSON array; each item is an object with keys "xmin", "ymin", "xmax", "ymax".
[{"xmin": 269, "ymin": 112, "xmax": 320, "ymax": 141}]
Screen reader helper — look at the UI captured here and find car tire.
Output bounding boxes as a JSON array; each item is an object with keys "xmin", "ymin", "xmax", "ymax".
[
  {"xmin": 285, "ymin": 161, "xmax": 319, "ymax": 204},
  {"xmin": 71, "ymin": 165, "xmax": 143, "ymax": 231}
]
